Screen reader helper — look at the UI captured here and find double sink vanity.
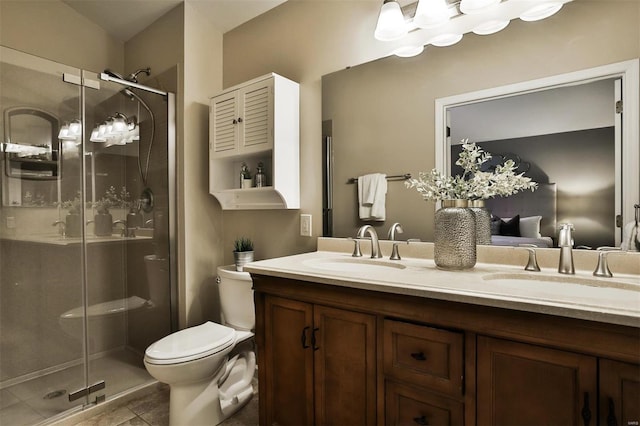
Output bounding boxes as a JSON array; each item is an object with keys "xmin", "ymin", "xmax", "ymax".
[{"xmin": 245, "ymin": 237, "xmax": 640, "ymax": 426}]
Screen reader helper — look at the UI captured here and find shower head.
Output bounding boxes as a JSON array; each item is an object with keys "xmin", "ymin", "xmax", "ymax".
[{"xmin": 127, "ymin": 67, "xmax": 151, "ymax": 83}]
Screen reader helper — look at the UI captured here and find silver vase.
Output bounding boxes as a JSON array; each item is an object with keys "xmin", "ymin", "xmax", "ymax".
[
  {"xmin": 234, "ymin": 251, "xmax": 254, "ymax": 272},
  {"xmin": 468, "ymin": 200, "xmax": 492, "ymax": 245},
  {"xmin": 434, "ymin": 200, "xmax": 476, "ymax": 270}
]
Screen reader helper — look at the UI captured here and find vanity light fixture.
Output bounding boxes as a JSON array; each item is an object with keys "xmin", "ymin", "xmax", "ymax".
[
  {"xmin": 375, "ymin": 0, "xmax": 408, "ymax": 41},
  {"xmin": 375, "ymin": 0, "xmax": 570, "ymax": 58},
  {"xmin": 414, "ymin": 0, "xmax": 451, "ymax": 29},
  {"xmin": 58, "ymin": 119, "xmax": 82, "ymax": 142},
  {"xmin": 89, "ymin": 113, "xmax": 138, "ymax": 145}
]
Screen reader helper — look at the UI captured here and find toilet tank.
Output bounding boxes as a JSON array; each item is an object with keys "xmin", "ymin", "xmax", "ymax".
[{"xmin": 217, "ymin": 265, "xmax": 255, "ymax": 330}]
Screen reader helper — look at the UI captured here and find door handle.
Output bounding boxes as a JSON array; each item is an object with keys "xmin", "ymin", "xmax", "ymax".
[
  {"xmin": 300, "ymin": 326, "xmax": 310, "ymax": 349},
  {"xmin": 311, "ymin": 327, "xmax": 320, "ymax": 351}
]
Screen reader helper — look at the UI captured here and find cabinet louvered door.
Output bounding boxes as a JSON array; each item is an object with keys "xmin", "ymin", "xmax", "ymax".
[
  {"xmin": 210, "ymin": 91, "xmax": 238, "ymax": 156},
  {"xmin": 239, "ymin": 80, "xmax": 273, "ymax": 152}
]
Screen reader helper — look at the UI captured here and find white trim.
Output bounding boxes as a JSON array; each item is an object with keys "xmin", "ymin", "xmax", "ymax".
[{"xmin": 435, "ymin": 59, "xmax": 640, "ymax": 239}]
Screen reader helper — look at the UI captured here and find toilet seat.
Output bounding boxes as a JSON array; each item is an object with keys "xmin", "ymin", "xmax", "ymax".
[{"xmin": 145, "ymin": 321, "xmax": 236, "ymax": 365}]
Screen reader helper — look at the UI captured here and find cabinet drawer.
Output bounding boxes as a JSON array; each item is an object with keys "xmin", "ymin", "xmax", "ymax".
[
  {"xmin": 385, "ymin": 381, "xmax": 464, "ymax": 426},
  {"xmin": 384, "ymin": 319, "xmax": 464, "ymax": 396}
]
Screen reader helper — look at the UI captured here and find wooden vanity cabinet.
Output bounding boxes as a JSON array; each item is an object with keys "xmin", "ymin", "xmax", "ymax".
[
  {"xmin": 477, "ymin": 336, "xmax": 598, "ymax": 425},
  {"xmin": 599, "ymin": 359, "xmax": 640, "ymax": 426},
  {"xmin": 259, "ymin": 295, "xmax": 376, "ymax": 425},
  {"xmin": 252, "ymin": 274, "xmax": 639, "ymax": 426}
]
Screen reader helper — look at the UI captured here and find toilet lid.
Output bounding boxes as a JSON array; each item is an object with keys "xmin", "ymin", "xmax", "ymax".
[{"xmin": 144, "ymin": 321, "xmax": 236, "ymax": 365}]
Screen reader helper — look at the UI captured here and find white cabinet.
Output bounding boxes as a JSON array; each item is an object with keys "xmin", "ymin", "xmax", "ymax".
[{"xmin": 209, "ymin": 73, "xmax": 299, "ymax": 210}]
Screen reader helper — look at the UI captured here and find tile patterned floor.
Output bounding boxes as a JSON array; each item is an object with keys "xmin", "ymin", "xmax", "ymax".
[{"xmin": 71, "ymin": 381, "xmax": 259, "ymax": 426}]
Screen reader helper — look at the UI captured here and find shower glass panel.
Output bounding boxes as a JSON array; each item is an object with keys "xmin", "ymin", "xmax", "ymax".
[
  {"xmin": 1, "ymin": 46, "xmax": 175, "ymax": 425},
  {"xmin": 0, "ymin": 47, "xmax": 89, "ymax": 421}
]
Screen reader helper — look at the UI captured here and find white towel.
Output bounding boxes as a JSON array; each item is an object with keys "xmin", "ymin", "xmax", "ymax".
[{"xmin": 358, "ymin": 173, "xmax": 387, "ymax": 221}]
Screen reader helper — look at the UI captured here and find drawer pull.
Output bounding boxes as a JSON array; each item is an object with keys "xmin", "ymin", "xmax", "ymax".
[
  {"xmin": 413, "ymin": 415, "xmax": 429, "ymax": 425},
  {"xmin": 301, "ymin": 326, "xmax": 310, "ymax": 349},
  {"xmin": 410, "ymin": 351, "xmax": 427, "ymax": 361}
]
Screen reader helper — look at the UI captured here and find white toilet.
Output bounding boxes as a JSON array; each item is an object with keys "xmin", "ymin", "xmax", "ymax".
[{"xmin": 143, "ymin": 265, "xmax": 256, "ymax": 426}]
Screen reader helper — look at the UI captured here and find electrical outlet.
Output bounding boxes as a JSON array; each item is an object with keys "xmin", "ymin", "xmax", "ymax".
[
  {"xmin": 6, "ymin": 217, "xmax": 15, "ymax": 229},
  {"xmin": 300, "ymin": 214, "xmax": 312, "ymax": 237}
]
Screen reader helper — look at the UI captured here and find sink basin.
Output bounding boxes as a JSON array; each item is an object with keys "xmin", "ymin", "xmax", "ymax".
[
  {"xmin": 303, "ymin": 257, "xmax": 406, "ymax": 273},
  {"xmin": 483, "ymin": 272, "xmax": 639, "ymax": 292}
]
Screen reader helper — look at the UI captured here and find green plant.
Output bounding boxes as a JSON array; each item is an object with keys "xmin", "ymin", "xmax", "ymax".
[
  {"xmin": 234, "ymin": 237, "xmax": 254, "ymax": 252},
  {"xmin": 405, "ymin": 139, "xmax": 537, "ymax": 201},
  {"xmin": 60, "ymin": 192, "xmax": 84, "ymax": 215},
  {"xmin": 93, "ymin": 186, "xmax": 131, "ymax": 214}
]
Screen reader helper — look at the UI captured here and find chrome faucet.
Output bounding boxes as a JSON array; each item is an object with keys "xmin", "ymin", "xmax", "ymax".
[
  {"xmin": 557, "ymin": 223, "xmax": 575, "ymax": 275},
  {"xmin": 593, "ymin": 246, "xmax": 622, "ymax": 278},
  {"xmin": 518, "ymin": 244, "xmax": 541, "ymax": 272},
  {"xmin": 113, "ymin": 220, "xmax": 126, "ymax": 237},
  {"xmin": 356, "ymin": 225, "xmax": 382, "ymax": 259},
  {"xmin": 387, "ymin": 223, "xmax": 404, "ymax": 241},
  {"xmin": 52, "ymin": 220, "xmax": 66, "ymax": 237}
]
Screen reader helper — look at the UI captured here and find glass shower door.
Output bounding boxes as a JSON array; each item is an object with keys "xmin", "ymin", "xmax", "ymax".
[
  {"xmin": 0, "ymin": 46, "xmax": 89, "ymax": 423},
  {"xmin": 81, "ymin": 70, "xmax": 172, "ymax": 402}
]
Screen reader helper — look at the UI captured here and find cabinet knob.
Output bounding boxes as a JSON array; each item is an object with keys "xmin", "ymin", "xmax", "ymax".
[
  {"xmin": 413, "ymin": 415, "xmax": 429, "ymax": 425},
  {"xmin": 410, "ymin": 351, "xmax": 427, "ymax": 361},
  {"xmin": 237, "ymin": 117, "xmax": 243, "ymax": 123}
]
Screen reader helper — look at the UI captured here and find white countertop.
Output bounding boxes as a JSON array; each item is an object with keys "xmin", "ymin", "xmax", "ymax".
[{"xmin": 244, "ymin": 249, "xmax": 640, "ymax": 328}]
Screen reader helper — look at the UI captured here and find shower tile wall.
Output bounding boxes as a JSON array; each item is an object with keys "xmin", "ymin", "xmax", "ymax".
[{"xmin": 0, "ymin": 239, "xmax": 155, "ymax": 385}]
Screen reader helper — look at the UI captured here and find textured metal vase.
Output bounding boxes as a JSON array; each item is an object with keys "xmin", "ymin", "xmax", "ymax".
[
  {"xmin": 434, "ymin": 200, "xmax": 476, "ymax": 270},
  {"xmin": 469, "ymin": 200, "xmax": 492, "ymax": 245},
  {"xmin": 234, "ymin": 251, "xmax": 254, "ymax": 272}
]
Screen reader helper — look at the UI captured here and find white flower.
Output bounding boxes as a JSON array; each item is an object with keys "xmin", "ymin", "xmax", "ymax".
[{"xmin": 406, "ymin": 140, "xmax": 537, "ymax": 201}]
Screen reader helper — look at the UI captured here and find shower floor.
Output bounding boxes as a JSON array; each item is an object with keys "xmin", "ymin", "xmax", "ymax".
[{"xmin": 0, "ymin": 348, "xmax": 153, "ymax": 426}]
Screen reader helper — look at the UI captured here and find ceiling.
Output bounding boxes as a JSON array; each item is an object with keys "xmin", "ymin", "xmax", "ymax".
[{"xmin": 62, "ymin": 0, "xmax": 287, "ymax": 42}]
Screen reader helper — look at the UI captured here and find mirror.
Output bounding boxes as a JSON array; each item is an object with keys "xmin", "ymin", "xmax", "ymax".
[
  {"xmin": 1, "ymin": 107, "xmax": 61, "ymax": 206},
  {"xmin": 322, "ymin": 58, "xmax": 638, "ymax": 248},
  {"xmin": 3, "ymin": 106, "xmax": 60, "ymax": 180}
]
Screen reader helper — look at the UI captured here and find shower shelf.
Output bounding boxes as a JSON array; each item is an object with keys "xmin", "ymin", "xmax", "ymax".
[{"xmin": 209, "ymin": 73, "xmax": 299, "ymax": 210}]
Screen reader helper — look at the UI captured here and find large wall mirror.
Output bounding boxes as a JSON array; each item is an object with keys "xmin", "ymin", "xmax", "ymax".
[{"xmin": 322, "ymin": 59, "xmax": 639, "ymax": 249}]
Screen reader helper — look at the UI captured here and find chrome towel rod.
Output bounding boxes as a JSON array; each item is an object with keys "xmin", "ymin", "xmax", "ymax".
[{"xmin": 347, "ymin": 173, "xmax": 411, "ymax": 184}]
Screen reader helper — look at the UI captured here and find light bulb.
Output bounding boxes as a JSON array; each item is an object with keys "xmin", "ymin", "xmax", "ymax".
[
  {"xmin": 473, "ymin": 19, "xmax": 510, "ymax": 35},
  {"xmin": 429, "ymin": 33, "xmax": 463, "ymax": 47},
  {"xmin": 520, "ymin": 2, "xmax": 563, "ymax": 22},
  {"xmin": 374, "ymin": 0, "xmax": 408, "ymax": 41},
  {"xmin": 393, "ymin": 45, "xmax": 425, "ymax": 57},
  {"xmin": 414, "ymin": 0, "xmax": 450, "ymax": 29}
]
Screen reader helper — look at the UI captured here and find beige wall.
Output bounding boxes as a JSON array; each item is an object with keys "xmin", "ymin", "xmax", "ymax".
[
  {"xmin": 180, "ymin": 2, "xmax": 224, "ymax": 326},
  {"xmin": 224, "ymin": 0, "xmax": 640, "ymax": 255},
  {"xmin": 0, "ymin": 0, "xmax": 123, "ymax": 73}
]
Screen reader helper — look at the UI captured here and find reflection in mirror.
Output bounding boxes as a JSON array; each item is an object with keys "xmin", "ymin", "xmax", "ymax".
[
  {"xmin": 1, "ymin": 107, "xmax": 61, "ymax": 206},
  {"xmin": 448, "ymin": 80, "xmax": 617, "ymax": 249},
  {"xmin": 323, "ymin": 59, "xmax": 638, "ymax": 247},
  {"xmin": 3, "ymin": 107, "xmax": 60, "ymax": 179}
]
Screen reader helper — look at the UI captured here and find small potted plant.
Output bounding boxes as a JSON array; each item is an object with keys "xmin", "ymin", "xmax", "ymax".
[
  {"xmin": 233, "ymin": 237, "xmax": 254, "ymax": 272},
  {"xmin": 61, "ymin": 193, "xmax": 83, "ymax": 237},
  {"xmin": 92, "ymin": 186, "xmax": 130, "ymax": 236},
  {"xmin": 240, "ymin": 163, "xmax": 253, "ymax": 189}
]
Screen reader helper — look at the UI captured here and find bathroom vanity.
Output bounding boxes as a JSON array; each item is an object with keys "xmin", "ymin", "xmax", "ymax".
[{"xmin": 245, "ymin": 240, "xmax": 640, "ymax": 426}]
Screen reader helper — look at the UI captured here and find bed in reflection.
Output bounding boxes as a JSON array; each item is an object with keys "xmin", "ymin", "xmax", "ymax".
[{"xmin": 485, "ymin": 183, "xmax": 557, "ymax": 248}]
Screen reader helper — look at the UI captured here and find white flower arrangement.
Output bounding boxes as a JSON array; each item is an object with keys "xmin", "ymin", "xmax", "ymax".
[{"xmin": 405, "ymin": 139, "xmax": 538, "ymax": 201}]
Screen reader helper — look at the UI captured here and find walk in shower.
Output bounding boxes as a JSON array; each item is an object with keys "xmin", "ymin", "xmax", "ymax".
[{"xmin": 0, "ymin": 46, "xmax": 177, "ymax": 425}]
